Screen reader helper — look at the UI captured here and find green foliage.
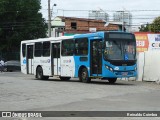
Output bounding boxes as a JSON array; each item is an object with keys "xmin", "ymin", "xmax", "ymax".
[
  {"xmin": 139, "ymin": 24, "xmax": 150, "ymax": 32},
  {"xmin": 0, "ymin": 0, "xmax": 47, "ymax": 52},
  {"xmin": 139, "ymin": 16, "xmax": 160, "ymax": 33},
  {"xmin": 150, "ymin": 17, "xmax": 160, "ymax": 33}
]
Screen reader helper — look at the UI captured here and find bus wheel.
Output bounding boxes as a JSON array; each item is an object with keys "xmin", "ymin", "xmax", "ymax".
[
  {"xmin": 108, "ymin": 78, "xmax": 117, "ymax": 84},
  {"xmin": 60, "ymin": 77, "xmax": 71, "ymax": 81},
  {"xmin": 80, "ymin": 68, "xmax": 91, "ymax": 83},
  {"xmin": 37, "ymin": 67, "xmax": 44, "ymax": 80},
  {"xmin": 43, "ymin": 76, "xmax": 49, "ymax": 80},
  {"xmin": 3, "ymin": 67, "xmax": 7, "ymax": 72}
]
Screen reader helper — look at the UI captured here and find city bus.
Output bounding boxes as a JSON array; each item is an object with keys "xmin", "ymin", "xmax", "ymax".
[{"xmin": 21, "ymin": 31, "xmax": 137, "ymax": 83}]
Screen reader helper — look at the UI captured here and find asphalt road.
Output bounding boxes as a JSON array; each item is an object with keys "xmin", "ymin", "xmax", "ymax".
[{"xmin": 0, "ymin": 72, "xmax": 160, "ymax": 120}]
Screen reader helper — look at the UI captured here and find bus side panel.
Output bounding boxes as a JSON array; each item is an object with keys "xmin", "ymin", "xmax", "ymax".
[
  {"xmin": 74, "ymin": 56, "xmax": 90, "ymax": 78},
  {"xmin": 21, "ymin": 57, "xmax": 27, "ymax": 74},
  {"xmin": 60, "ymin": 56, "xmax": 75, "ymax": 77},
  {"xmin": 20, "ymin": 43, "xmax": 27, "ymax": 74},
  {"xmin": 34, "ymin": 57, "xmax": 52, "ymax": 76}
]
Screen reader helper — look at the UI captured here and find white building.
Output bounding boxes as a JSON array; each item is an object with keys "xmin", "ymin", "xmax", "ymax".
[
  {"xmin": 113, "ymin": 11, "xmax": 132, "ymax": 32},
  {"xmin": 89, "ymin": 10, "xmax": 109, "ymax": 22},
  {"xmin": 50, "ymin": 17, "xmax": 65, "ymax": 37}
]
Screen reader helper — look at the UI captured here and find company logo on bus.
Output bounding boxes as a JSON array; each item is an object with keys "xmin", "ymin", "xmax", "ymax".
[
  {"xmin": 63, "ymin": 59, "xmax": 71, "ymax": 63},
  {"xmin": 47, "ymin": 59, "xmax": 50, "ymax": 63},
  {"xmin": 114, "ymin": 67, "xmax": 119, "ymax": 70},
  {"xmin": 23, "ymin": 59, "xmax": 26, "ymax": 64},
  {"xmin": 40, "ymin": 59, "xmax": 50, "ymax": 63}
]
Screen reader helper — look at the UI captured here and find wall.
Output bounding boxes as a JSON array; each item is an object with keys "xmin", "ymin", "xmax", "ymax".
[
  {"xmin": 136, "ymin": 33, "xmax": 160, "ymax": 81},
  {"xmin": 135, "ymin": 33, "xmax": 160, "ymax": 81},
  {"xmin": 143, "ymin": 51, "xmax": 160, "ymax": 81},
  {"xmin": 51, "ymin": 17, "xmax": 65, "ymax": 27},
  {"xmin": 65, "ymin": 19, "xmax": 106, "ymax": 31},
  {"xmin": 137, "ymin": 51, "xmax": 160, "ymax": 81},
  {"xmin": 137, "ymin": 52, "xmax": 145, "ymax": 81}
]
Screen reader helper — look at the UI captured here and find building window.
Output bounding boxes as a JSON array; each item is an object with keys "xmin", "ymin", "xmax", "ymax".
[
  {"xmin": 75, "ymin": 38, "xmax": 88, "ymax": 56},
  {"xmin": 71, "ymin": 22, "xmax": 77, "ymax": 29},
  {"xmin": 61, "ymin": 39, "xmax": 74, "ymax": 56}
]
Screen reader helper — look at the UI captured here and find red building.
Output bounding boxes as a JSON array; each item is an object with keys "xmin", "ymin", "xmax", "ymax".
[{"xmin": 51, "ymin": 16, "xmax": 121, "ymax": 36}]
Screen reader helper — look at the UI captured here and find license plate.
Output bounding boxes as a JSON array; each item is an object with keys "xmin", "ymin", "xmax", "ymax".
[{"xmin": 122, "ymin": 72, "xmax": 128, "ymax": 76}]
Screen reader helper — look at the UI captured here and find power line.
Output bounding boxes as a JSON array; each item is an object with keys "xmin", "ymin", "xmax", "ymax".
[
  {"xmin": 0, "ymin": 20, "xmax": 46, "ymax": 25},
  {"xmin": 1, "ymin": 23, "xmax": 160, "ymax": 29},
  {"xmin": 0, "ymin": 10, "xmax": 40, "ymax": 13},
  {"xmin": 1, "ymin": 9, "xmax": 160, "ymax": 13},
  {"xmin": 51, "ymin": 9, "xmax": 160, "ymax": 12}
]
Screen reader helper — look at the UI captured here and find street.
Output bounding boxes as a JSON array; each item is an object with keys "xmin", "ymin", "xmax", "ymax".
[{"xmin": 0, "ymin": 72, "xmax": 160, "ymax": 120}]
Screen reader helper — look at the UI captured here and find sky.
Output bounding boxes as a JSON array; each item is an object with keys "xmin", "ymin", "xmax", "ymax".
[{"xmin": 40, "ymin": 0, "xmax": 160, "ymax": 28}]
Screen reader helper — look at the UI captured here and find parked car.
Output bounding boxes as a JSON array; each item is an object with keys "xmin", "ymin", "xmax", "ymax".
[{"xmin": 4, "ymin": 60, "xmax": 20, "ymax": 72}]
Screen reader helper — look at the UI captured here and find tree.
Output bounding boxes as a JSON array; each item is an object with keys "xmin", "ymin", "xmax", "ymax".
[
  {"xmin": 139, "ymin": 16, "xmax": 160, "ymax": 33},
  {"xmin": 139, "ymin": 23, "xmax": 150, "ymax": 32},
  {"xmin": 150, "ymin": 16, "xmax": 160, "ymax": 33},
  {"xmin": 0, "ymin": 0, "xmax": 47, "ymax": 53}
]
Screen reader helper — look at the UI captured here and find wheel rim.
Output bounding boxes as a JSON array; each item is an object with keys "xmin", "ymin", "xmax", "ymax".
[
  {"xmin": 82, "ymin": 71, "xmax": 87, "ymax": 80},
  {"xmin": 4, "ymin": 68, "xmax": 7, "ymax": 72},
  {"xmin": 37, "ymin": 68, "xmax": 42, "ymax": 79}
]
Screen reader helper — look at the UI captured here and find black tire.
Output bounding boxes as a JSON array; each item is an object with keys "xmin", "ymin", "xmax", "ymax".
[
  {"xmin": 79, "ymin": 68, "xmax": 91, "ymax": 83},
  {"xmin": 37, "ymin": 67, "xmax": 43, "ymax": 80},
  {"xmin": 43, "ymin": 76, "xmax": 49, "ymax": 80},
  {"xmin": 3, "ymin": 67, "xmax": 7, "ymax": 72},
  {"xmin": 60, "ymin": 77, "xmax": 71, "ymax": 81},
  {"xmin": 36, "ymin": 67, "xmax": 49, "ymax": 80},
  {"xmin": 108, "ymin": 78, "xmax": 117, "ymax": 84}
]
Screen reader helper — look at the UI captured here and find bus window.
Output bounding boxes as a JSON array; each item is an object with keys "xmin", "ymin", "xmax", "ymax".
[
  {"xmin": 22, "ymin": 44, "xmax": 26, "ymax": 57},
  {"xmin": 53, "ymin": 43, "xmax": 60, "ymax": 58},
  {"xmin": 124, "ymin": 41, "xmax": 136, "ymax": 60},
  {"xmin": 43, "ymin": 42, "xmax": 50, "ymax": 57},
  {"xmin": 61, "ymin": 39, "xmax": 74, "ymax": 56},
  {"xmin": 34, "ymin": 42, "xmax": 42, "ymax": 57},
  {"xmin": 75, "ymin": 38, "xmax": 88, "ymax": 55},
  {"xmin": 27, "ymin": 45, "xmax": 33, "ymax": 59}
]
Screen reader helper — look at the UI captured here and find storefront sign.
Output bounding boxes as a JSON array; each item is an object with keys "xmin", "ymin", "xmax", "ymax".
[
  {"xmin": 148, "ymin": 34, "xmax": 160, "ymax": 50},
  {"xmin": 135, "ymin": 33, "xmax": 149, "ymax": 52}
]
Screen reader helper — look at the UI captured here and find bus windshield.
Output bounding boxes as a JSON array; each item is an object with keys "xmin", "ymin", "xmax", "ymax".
[{"xmin": 104, "ymin": 39, "xmax": 136, "ymax": 61}]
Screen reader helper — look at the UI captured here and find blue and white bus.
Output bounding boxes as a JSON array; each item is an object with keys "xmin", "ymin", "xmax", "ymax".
[{"xmin": 21, "ymin": 31, "xmax": 137, "ymax": 83}]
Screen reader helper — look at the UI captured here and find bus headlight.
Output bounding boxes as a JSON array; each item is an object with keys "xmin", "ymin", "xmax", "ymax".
[
  {"xmin": 105, "ymin": 64, "xmax": 113, "ymax": 72},
  {"xmin": 135, "ymin": 67, "xmax": 137, "ymax": 70},
  {"xmin": 109, "ymin": 67, "xmax": 113, "ymax": 72},
  {"xmin": 105, "ymin": 65, "xmax": 109, "ymax": 69}
]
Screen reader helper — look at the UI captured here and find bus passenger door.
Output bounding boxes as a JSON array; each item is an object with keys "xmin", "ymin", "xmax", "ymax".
[
  {"xmin": 52, "ymin": 43, "xmax": 60, "ymax": 75},
  {"xmin": 90, "ymin": 40, "xmax": 102, "ymax": 76},
  {"xmin": 26, "ymin": 45, "xmax": 34, "ymax": 74}
]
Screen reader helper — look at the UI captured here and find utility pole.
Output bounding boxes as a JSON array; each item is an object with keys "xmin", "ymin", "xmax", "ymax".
[
  {"xmin": 122, "ymin": 11, "xmax": 124, "ymax": 32},
  {"xmin": 48, "ymin": 0, "xmax": 51, "ymax": 37}
]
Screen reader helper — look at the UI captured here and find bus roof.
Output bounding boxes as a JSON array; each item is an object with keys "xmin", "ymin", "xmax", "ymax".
[
  {"xmin": 21, "ymin": 31, "xmax": 134, "ymax": 44},
  {"xmin": 73, "ymin": 31, "xmax": 133, "ymax": 38},
  {"xmin": 21, "ymin": 36, "xmax": 73, "ymax": 44}
]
